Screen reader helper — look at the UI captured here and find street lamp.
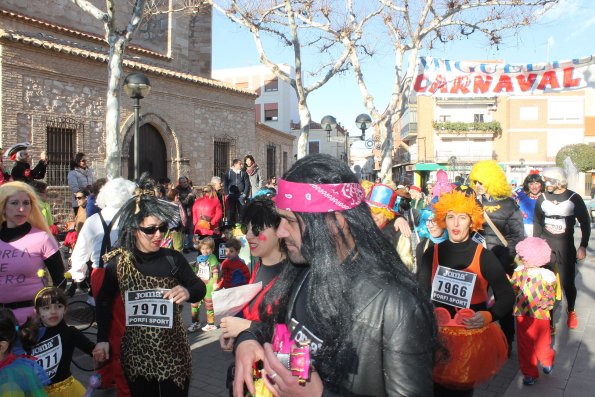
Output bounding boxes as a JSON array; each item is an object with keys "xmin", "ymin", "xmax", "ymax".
[
  {"xmin": 355, "ymin": 113, "xmax": 372, "ymax": 140},
  {"xmin": 321, "ymin": 115, "xmax": 337, "ymax": 141},
  {"xmin": 123, "ymin": 72, "xmax": 151, "ymax": 180}
]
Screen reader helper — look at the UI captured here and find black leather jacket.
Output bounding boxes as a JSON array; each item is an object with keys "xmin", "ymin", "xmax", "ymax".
[
  {"xmin": 479, "ymin": 196, "xmax": 524, "ymax": 271},
  {"xmin": 237, "ymin": 270, "xmax": 435, "ymax": 396}
]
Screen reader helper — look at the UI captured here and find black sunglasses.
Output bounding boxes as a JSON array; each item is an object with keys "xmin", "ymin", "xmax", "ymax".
[
  {"xmin": 75, "ymin": 196, "xmax": 85, "ymax": 200},
  {"xmin": 240, "ymin": 224, "xmax": 262, "ymax": 236},
  {"xmin": 138, "ymin": 223, "xmax": 168, "ymax": 235}
]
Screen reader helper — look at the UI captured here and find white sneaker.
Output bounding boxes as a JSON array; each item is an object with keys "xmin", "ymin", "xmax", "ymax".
[
  {"xmin": 86, "ymin": 296, "xmax": 95, "ymax": 307},
  {"xmin": 202, "ymin": 324, "xmax": 218, "ymax": 332},
  {"xmin": 187, "ymin": 322, "xmax": 201, "ymax": 332}
]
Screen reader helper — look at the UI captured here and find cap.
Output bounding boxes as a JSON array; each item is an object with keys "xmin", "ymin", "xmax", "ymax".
[
  {"xmin": 409, "ymin": 185, "xmax": 422, "ymax": 193},
  {"xmin": 3, "ymin": 142, "xmax": 31, "ymax": 160}
]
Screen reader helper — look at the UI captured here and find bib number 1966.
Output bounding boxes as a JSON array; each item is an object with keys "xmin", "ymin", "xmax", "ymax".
[{"xmin": 431, "ymin": 266, "xmax": 477, "ymax": 309}]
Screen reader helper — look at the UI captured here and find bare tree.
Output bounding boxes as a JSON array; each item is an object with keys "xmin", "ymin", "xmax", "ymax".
[
  {"xmin": 331, "ymin": 0, "xmax": 560, "ymax": 180},
  {"xmin": 69, "ymin": 0, "xmax": 148, "ymax": 178},
  {"xmin": 208, "ymin": 0, "xmax": 381, "ymax": 158}
]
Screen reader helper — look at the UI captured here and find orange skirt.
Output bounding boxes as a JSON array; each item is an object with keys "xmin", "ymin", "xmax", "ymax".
[{"xmin": 433, "ymin": 322, "xmax": 508, "ymax": 390}]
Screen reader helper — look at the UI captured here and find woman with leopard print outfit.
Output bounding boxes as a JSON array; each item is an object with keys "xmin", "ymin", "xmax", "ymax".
[{"xmin": 94, "ymin": 175, "xmax": 206, "ymax": 397}]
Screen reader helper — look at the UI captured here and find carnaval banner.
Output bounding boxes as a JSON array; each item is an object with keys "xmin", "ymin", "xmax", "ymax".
[{"xmin": 413, "ymin": 54, "xmax": 595, "ymax": 97}]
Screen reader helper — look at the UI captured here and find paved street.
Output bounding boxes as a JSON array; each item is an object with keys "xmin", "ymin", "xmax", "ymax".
[{"xmin": 71, "ymin": 226, "xmax": 594, "ymax": 397}]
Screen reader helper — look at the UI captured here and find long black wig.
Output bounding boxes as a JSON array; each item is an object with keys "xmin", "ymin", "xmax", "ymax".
[
  {"xmin": 258, "ymin": 154, "xmax": 439, "ymax": 387},
  {"xmin": 115, "ymin": 173, "xmax": 181, "ymax": 252}
]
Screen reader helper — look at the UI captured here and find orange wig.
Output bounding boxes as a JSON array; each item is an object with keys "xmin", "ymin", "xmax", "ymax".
[{"xmin": 433, "ymin": 191, "xmax": 484, "ymax": 232}]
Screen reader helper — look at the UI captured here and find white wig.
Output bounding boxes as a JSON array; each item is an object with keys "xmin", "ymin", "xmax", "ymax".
[
  {"xmin": 96, "ymin": 178, "xmax": 136, "ymax": 209},
  {"xmin": 542, "ymin": 167, "xmax": 567, "ymax": 188},
  {"xmin": 210, "ymin": 176, "xmax": 222, "ymax": 184}
]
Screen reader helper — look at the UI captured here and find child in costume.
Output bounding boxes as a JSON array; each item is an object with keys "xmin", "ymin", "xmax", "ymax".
[
  {"xmin": 24, "ymin": 287, "xmax": 105, "ymax": 397},
  {"xmin": 510, "ymin": 237, "xmax": 556, "ymax": 386},
  {"xmin": 188, "ymin": 237, "xmax": 220, "ymax": 332},
  {"xmin": 215, "ymin": 238, "xmax": 250, "ymax": 290},
  {"xmin": 0, "ymin": 307, "xmax": 50, "ymax": 397}
]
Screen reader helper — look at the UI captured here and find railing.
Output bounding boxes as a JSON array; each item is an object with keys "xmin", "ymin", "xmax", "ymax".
[{"xmin": 400, "ymin": 122, "xmax": 418, "ymax": 139}]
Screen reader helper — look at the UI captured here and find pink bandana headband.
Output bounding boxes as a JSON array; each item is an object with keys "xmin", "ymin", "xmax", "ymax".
[{"xmin": 276, "ymin": 178, "xmax": 365, "ymax": 213}]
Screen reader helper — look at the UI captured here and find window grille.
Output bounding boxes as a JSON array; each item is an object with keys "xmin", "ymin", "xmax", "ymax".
[
  {"xmin": 46, "ymin": 117, "xmax": 82, "ymax": 186},
  {"xmin": 474, "ymin": 114, "xmax": 485, "ymax": 122},
  {"xmin": 214, "ymin": 140, "xmax": 230, "ymax": 180},
  {"xmin": 266, "ymin": 145, "xmax": 276, "ymax": 179}
]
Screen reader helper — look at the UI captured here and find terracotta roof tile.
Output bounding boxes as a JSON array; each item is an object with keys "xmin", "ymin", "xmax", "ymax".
[{"xmin": 0, "ymin": 28, "xmax": 256, "ymax": 96}]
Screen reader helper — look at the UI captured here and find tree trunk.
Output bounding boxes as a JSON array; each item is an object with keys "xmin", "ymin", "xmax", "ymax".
[
  {"xmin": 375, "ymin": 114, "xmax": 394, "ymax": 182},
  {"xmin": 296, "ymin": 100, "xmax": 312, "ymax": 159},
  {"xmin": 104, "ymin": 37, "xmax": 125, "ymax": 179}
]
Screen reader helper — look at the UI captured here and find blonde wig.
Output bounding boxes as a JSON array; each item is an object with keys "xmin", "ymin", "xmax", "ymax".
[
  {"xmin": 469, "ymin": 160, "xmax": 511, "ymax": 199},
  {"xmin": 0, "ymin": 181, "xmax": 51, "ymax": 234},
  {"xmin": 433, "ymin": 190, "xmax": 484, "ymax": 232},
  {"xmin": 369, "ymin": 205, "xmax": 396, "ymax": 222}
]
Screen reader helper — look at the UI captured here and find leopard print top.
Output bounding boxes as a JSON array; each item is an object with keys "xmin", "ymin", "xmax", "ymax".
[{"xmin": 106, "ymin": 248, "xmax": 191, "ymax": 388}]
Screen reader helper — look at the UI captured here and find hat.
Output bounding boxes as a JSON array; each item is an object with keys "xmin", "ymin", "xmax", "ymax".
[
  {"xmin": 3, "ymin": 142, "xmax": 31, "ymax": 160},
  {"xmin": 395, "ymin": 188, "xmax": 411, "ymax": 200},
  {"xmin": 409, "ymin": 185, "xmax": 422, "ymax": 194},
  {"xmin": 367, "ymin": 184, "xmax": 398, "ymax": 214}
]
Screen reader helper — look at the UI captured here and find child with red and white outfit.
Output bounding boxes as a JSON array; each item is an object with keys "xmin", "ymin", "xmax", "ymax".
[{"xmin": 510, "ymin": 237, "xmax": 557, "ymax": 386}]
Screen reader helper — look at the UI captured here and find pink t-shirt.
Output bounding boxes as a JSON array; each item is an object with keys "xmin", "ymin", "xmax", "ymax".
[{"xmin": 0, "ymin": 227, "xmax": 59, "ymax": 325}]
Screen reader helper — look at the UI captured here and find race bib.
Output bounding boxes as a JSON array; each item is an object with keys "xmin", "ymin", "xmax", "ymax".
[
  {"xmin": 431, "ymin": 265, "xmax": 477, "ymax": 309},
  {"xmin": 218, "ymin": 243, "xmax": 226, "ymax": 260},
  {"xmin": 289, "ymin": 318, "xmax": 324, "ymax": 356},
  {"xmin": 125, "ymin": 289, "xmax": 174, "ymax": 328},
  {"xmin": 472, "ymin": 232, "xmax": 487, "ymax": 248},
  {"xmin": 31, "ymin": 334, "xmax": 62, "ymax": 379},
  {"xmin": 544, "ymin": 217, "xmax": 566, "ymax": 235},
  {"xmin": 197, "ymin": 261, "xmax": 210, "ymax": 282}
]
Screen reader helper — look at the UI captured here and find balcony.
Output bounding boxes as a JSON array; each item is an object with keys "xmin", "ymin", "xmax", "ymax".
[
  {"xmin": 433, "ymin": 121, "xmax": 501, "ymax": 138},
  {"xmin": 400, "ymin": 122, "xmax": 418, "ymax": 140}
]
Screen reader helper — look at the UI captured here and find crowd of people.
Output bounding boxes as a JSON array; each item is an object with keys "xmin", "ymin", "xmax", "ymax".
[{"xmin": 0, "ymin": 142, "xmax": 591, "ymax": 397}]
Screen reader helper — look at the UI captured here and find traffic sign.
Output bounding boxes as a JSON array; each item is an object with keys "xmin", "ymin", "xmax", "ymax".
[{"xmin": 365, "ymin": 139, "xmax": 373, "ymax": 149}]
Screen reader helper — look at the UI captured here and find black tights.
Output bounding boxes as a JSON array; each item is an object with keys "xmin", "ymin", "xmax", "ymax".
[
  {"xmin": 125, "ymin": 375, "xmax": 189, "ymax": 397},
  {"xmin": 549, "ymin": 238, "xmax": 577, "ymax": 311}
]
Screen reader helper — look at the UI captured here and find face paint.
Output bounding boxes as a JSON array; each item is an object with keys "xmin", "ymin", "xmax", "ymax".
[{"xmin": 258, "ymin": 234, "xmax": 267, "ymax": 241}]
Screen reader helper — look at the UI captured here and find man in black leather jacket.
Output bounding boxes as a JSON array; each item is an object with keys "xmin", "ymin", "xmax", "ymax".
[{"xmin": 232, "ymin": 154, "xmax": 437, "ymax": 397}]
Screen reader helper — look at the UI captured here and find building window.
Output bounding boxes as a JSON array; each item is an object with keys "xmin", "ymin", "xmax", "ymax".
[
  {"xmin": 266, "ymin": 145, "xmax": 276, "ymax": 179},
  {"xmin": 265, "ymin": 79, "xmax": 279, "ymax": 92},
  {"xmin": 308, "ymin": 141, "xmax": 320, "ymax": 154},
  {"xmin": 474, "ymin": 114, "xmax": 484, "ymax": 123},
  {"xmin": 283, "ymin": 151, "xmax": 288, "ymax": 173},
  {"xmin": 264, "ymin": 109, "xmax": 279, "ymax": 121},
  {"xmin": 519, "ymin": 106, "xmax": 538, "ymax": 121},
  {"xmin": 214, "ymin": 140, "xmax": 230, "ymax": 180},
  {"xmin": 548, "ymin": 98, "xmax": 583, "ymax": 123},
  {"xmin": 439, "ymin": 115, "xmax": 451, "ymax": 122},
  {"xmin": 46, "ymin": 117, "xmax": 80, "ymax": 186}
]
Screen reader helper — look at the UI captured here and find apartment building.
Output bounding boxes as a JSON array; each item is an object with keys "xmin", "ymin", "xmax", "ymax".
[{"xmin": 393, "ymin": 89, "xmax": 595, "ymax": 195}]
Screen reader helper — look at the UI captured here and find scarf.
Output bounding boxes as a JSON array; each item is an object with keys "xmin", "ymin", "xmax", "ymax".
[{"xmin": 246, "ymin": 163, "xmax": 258, "ymax": 176}]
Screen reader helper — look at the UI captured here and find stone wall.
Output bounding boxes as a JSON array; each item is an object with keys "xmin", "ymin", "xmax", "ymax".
[{"xmin": 0, "ymin": 40, "xmax": 255, "ymax": 210}]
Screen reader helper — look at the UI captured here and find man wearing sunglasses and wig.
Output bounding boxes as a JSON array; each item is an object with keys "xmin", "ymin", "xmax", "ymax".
[{"xmin": 94, "ymin": 174, "xmax": 205, "ymax": 397}]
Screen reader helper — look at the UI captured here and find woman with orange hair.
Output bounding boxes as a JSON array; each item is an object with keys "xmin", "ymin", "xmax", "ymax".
[{"xmin": 418, "ymin": 191, "xmax": 514, "ymax": 396}]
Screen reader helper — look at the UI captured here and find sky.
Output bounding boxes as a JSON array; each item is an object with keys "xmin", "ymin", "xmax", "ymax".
[{"xmin": 211, "ymin": 0, "xmax": 595, "ymax": 155}]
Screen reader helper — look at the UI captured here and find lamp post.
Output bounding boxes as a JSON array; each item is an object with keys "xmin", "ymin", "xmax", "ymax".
[
  {"xmin": 355, "ymin": 113, "xmax": 372, "ymax": 140},
  {"xmin": 321, "ymin": 115, "xmax": 337, "ymax": 142},
  {"xmin": 123, "ymin": 72, "xmax": 151, "ymax": 180}
]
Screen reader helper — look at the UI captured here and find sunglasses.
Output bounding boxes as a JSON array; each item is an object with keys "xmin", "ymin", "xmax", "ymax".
[
  {"xmin": 202, "ymin": 190, "xmax": 210, "ymax": 193},
  {"xmin": 75, "ymin": 196, "xmax": 85, "ymax": 200},
  {"xmin": 240, "ymin": 224, "xmax": 262, "ymax": 236},
  {"xmin": 138, "ymin": 223, "xmax": 168, "ymax": 235}
]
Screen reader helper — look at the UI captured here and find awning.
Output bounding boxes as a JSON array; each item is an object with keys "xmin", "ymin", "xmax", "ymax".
[{"xmin": 415, "ymin": 163, "xmax": 447, "ymax": 171}]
